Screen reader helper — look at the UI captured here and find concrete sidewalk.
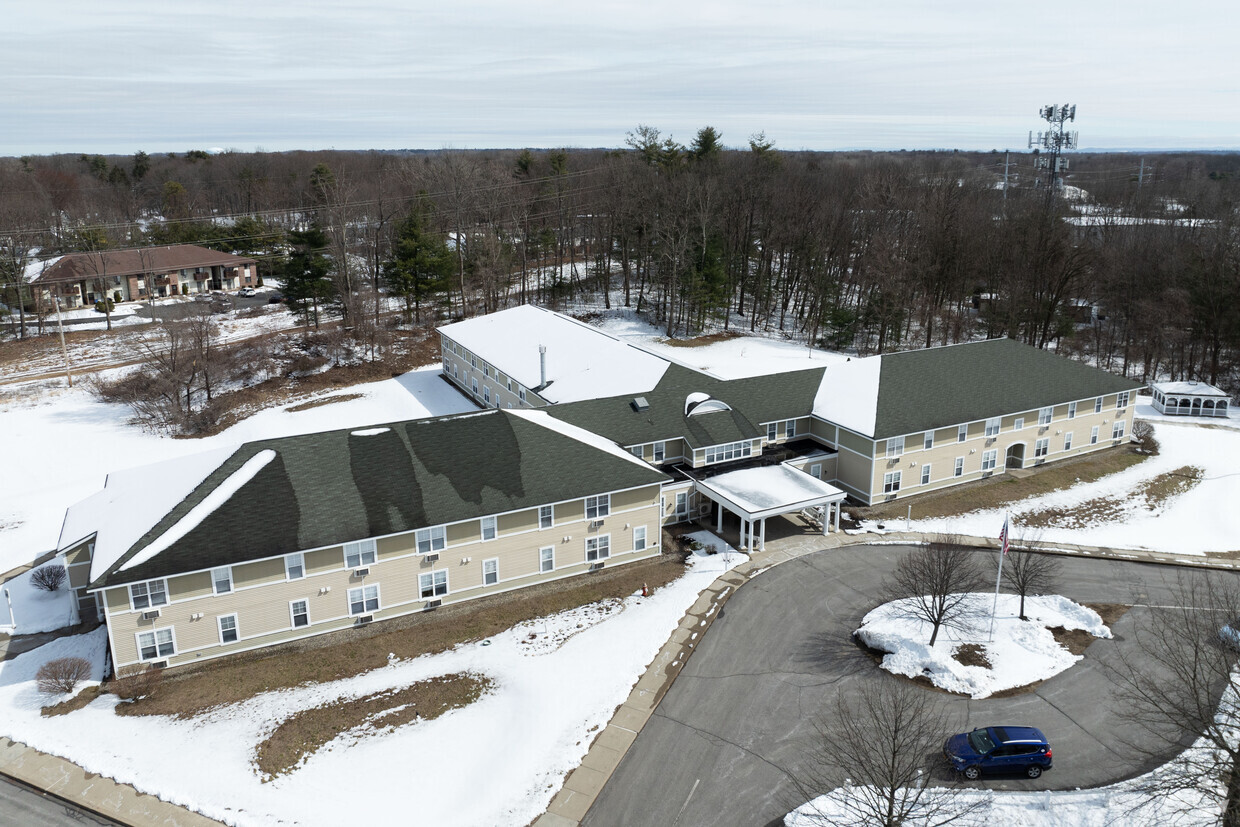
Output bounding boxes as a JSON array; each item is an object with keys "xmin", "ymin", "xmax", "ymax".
[{"xmin": 533, "ymin": 528, "xmax": 1240, "ymax": 827}]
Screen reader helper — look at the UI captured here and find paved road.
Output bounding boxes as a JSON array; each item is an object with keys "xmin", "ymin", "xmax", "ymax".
[
  {"xmin": 584, "ymin": 545, "xmax": 1228, "ymax": 827},
  {"xmin": 0, "ymin": 774, "xmax": 121, "ymax": 826}
]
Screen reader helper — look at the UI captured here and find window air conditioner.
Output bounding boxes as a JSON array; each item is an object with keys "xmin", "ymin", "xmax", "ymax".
[
  {"xmin": 590, "ymin": 562, "xmax": 605, "ymax": 572},
  {"xmin": 589, "ymin": 520, "xmax": 604, "ymax": 531},
  {"xmin": 424, "ymin": 553, "xmax": 440, "ymax": 563},
  {"xmin": 357, "ymin": 614, "xmax": 374, "ymax": 624},
  {"xmin": 425, "ymin": 599, "xmax": 442, "ymax": 609},
  {"xmin": 142, "ymin": 609, "xmax": 161, "ymax": 620},
  {"xmin": 150, "ymin": 660, "xmax": 168, "ymax": 669},
  {"xmin": 353, "ymin": 567, "xmax": 371, "ymax": 577}
]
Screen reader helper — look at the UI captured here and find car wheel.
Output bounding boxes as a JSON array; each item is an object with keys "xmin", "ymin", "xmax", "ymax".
[
  {"xmin": 1026, "ymin": 765, "xmax": 1042, "ymax": 779},
  {"xmin": 963, "ymin": 766, "xmax": 981, "ymax": 781}
]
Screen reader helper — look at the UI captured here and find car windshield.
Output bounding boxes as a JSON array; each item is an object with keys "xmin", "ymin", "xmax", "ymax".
[{"xmin": 967, "ymin": 729, "xmax": 996, "ymax": 753}]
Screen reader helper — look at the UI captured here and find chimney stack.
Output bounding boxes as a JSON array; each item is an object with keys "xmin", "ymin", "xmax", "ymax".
[{"xmin": 539, "ymin": 345, "xmax": 547, "ymax": 388}]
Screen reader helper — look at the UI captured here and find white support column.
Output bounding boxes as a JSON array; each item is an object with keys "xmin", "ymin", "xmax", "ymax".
[
  {"xmin": 760, "ymin": 518, "xmax": 766, "ymax": 550},
  {"xmin": 716, "ymin": 503, "xmax": 723, "ymax": 532},
  {"xmin": 834, "ymin": 501, "xmax": 841, "ymax": 531},
  {"xmin": 744, "ymin": 519, "xmax": 752, "ymax": 551},
  {"xmin": 822, "ymin": 505, "xmax": 829, "ymax": 536}
]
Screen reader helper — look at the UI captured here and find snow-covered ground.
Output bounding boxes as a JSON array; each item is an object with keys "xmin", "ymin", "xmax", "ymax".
[
  {"xmin": 0, "ymin": 365, "xmax": 475, "ymax": 573},
  {"xmin": 0, "ymin": 555, "xmax": 79, "ymax": 635},
  {"xmin": 0, "ymin": 542, "xmax": 745, "ymax": 827},
  {"xmin": 855, "ymin": 593, "xmax": 1110, "ymax": 699}
]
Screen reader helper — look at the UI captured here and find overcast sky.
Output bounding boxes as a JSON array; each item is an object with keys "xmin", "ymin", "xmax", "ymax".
[{"xmin": 3, "ymin": 0, "xmax": 1236, "ymax": 156}]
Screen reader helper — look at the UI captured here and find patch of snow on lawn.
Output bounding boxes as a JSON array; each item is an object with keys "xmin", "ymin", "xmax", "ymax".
[
  {"xmin": 0, "ymin": 556, "xmax": 79, "ymax": 635},
  {"xmin": 0, "ymin": 540, "xmax": 745, "ymax": 827},
  {"xmin": 856, "ymin": 593, "xmax": 1110, "ymax": 699}
]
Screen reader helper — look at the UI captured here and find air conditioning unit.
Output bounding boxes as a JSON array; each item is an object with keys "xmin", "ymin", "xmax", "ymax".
[
  {"xmin": 698, "ymin": 504, "xmax": 710, "ymax": 515},
  {"xmin": 589, "ymin": 520, "xmax": 604, "ymax": 531},
  {"xmin": 425, "ymin": 599, "xmax": 442, "ymax": 609},
  {"xmin": 357, "ymin": 614, "xmax": 374, "ymax": 624},
  {"xmin": 424, "ymin": 553, "xmax": 440, "ymax": 563},
  {"xmin": 149, "ymin": 660, "xmax": 168, "ymax": 669},
  {"xmin": 142, "ymin": 609, "xmax": 161, "ymax": 620},
  {"xmin": 589, "ymin": 561, "xmax": 605, "ymax": 572},
  {"xmin": 353, "ymin": 567, "xmax": 371, "ymax": 577}
]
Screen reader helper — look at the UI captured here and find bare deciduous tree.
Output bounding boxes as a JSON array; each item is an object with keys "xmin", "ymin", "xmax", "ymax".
[
  {"xmin": 997, "ymin": 539, "xmax": 1061, "ymax": 621},
  {"xmin": 787, "ymin": 681, "xmax": 979, "ymax": 827},
  {"xmin": 36, "ymin": 657, "xmax": 91, "ymax": 695},
  {"xmin": 1112, "ymin": 571, "xmax": 1240, "ymax": 826},
  {"xmin": 30, "ymin": 563, "xmax": 67, "ymax": 592},
  {"xmin": 886, "ymin": 538, "xmax": 987, "ymax": 646}
]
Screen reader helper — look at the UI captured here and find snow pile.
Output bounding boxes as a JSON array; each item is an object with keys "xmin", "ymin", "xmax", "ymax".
[
  {"xmin": 0, "ymin": 627, "xmax": 109, "ymax": 710},
  {"xmin": 0, "ymin": 557, "xmax": 79, "ymax": 635},
  {"xmin": 856, "ymin": 593, "xmax": 1110, "ymax": 698},
  {"xmin": 0, "ymin": 541, "xmax": 745, "ymax": 827}
]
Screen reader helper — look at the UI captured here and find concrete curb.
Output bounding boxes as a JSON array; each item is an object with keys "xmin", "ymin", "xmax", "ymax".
[{"xmin": 533, "ymin": 529, "xmax": 1240, "ymax": 827}]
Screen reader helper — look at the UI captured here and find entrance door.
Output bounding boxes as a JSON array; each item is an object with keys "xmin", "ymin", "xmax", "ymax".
[{"xmin": 1005, "ymin": 443, "xmax": 1025, "ymax": 469}]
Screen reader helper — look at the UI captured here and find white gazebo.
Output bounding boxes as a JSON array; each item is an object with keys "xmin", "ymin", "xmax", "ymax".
[
  {"xmin": 1151, "ymin": 381, "xmax": 1231, "ymax": 418},
  {"xmin": 694, "ymin": 464, "xmax": 847, "ymax": 552}
]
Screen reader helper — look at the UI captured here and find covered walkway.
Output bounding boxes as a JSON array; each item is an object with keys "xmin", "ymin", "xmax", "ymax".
[{"xmin": 693, "ymin": 464, "xmax": 846, "ymax": 552}]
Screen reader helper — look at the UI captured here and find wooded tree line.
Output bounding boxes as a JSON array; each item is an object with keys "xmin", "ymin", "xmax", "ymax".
[{"xmin": 1, "ymin": 135, "xmax": 1237, "ymax": 391}]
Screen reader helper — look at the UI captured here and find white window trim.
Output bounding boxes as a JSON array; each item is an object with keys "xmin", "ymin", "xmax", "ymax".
[
  {"xmin": 767, "ymin": 422, "xmax": 778, "ymax": 442},
  {"xmin": 539, "ymin": 546, "xmax": 555, "ymax": 573},
  {"xmin": 985, "ymin": 418, "xmax": 1000, "ymax": 437},
  {"xmin": 923, "ymin": 431, "xmax": 934, "ymax": 450},
  {"xmin": 539, "ymin": 505, "xmax": 554, "ymax": 530},
  {"xmin": 1117, "ymin": 391, "xmax": 1130, "ymax": 409},
  {"xmin": 416, "ymin": 526, "xmax": 446, "ymax": 554},
  {"xmin": 886, "ymin": 435, "xmax": 905, "ymax": 458},
  {"xmin": 982, "ymin": 449, "xmax": 998, "ymax": 471},
  {"xmin": 1090, "ymin": 425, "xmax": 1100, "ymax": 444},
  {"xmin": 482, "ymin": 557, "xmax": 499, "ymax": 586},
  {"xmin": 957, "ymin": 424, "xmax": 968, "ymax": 443},
  {"xmin": 1112, "ymin": 420, "xmax": 1126, "ymax": 439},
  {"xmin": 1039, "ymin": 407, "xmax": 1053, "ymax": 426},
  {"xmin": 285, "ymin": 552, "xmax": 305, "ymax": 581},
  {"xmin": 1068, "ymin": 401, "xmax": 1077, "ymax": 419},
  {"xmin": 1035, "ymin": 438, "xmax": 1049, "ymax": 458},
  {"xmin": 1064, "ymin": 431, "xmax": 1074, "ymax": 450},
  {"xmin": 1095, "ymin": 397, "xmax": 1103, "ymax": 413},
  {"xmin": 883, "ymin": 471, "xmax": 902, "ymax": 493},
  {"xmin": 129, "ymin": 579, "xmax": 169, "ymax": 611},
  {"xmin": 1013, "ymin": 418, "xmax": 1024, "ymax": 431},
  {"xmin": 344, "ymin": 539, "xmax": 378, "ymax": 569},
  {"xmin": 348, "ymin": 583, "xmax": 381, "ymax": 616},
  {"xmin": 217, "ymin": 613, "xmax": 239, "ymax": 645},
  {"xmin": 289, "ymin": 599, "xmax": 311, "ymax": 628},
  {"xmin": 653, "ymin": 441, "xmax": 666, "ymax": 462},
  {"xmin": 920, "ymin": 464, "xmax": 931, "ymax": 485},
  {"xmin": 585, "ymin": 494, "xmax": 610, "ymax": 519},
  {"xmin": 954, "ymin": 457, "xmax": 964, "ymax": 477},
  {"xmin": 481, "ymin": 516, "xmax": 497, "ymax": 542},
  {"xmin": 634, "ymin": 525, "xmax": 647, "ymax": 552},
  {"xmin": 418, "ymin": 570, "xmax": 448, "ymax": 599},
  {"xmin": 212, "ymin": 566, "xmax": 233, "ymax": 596},
  {"xmin": 135, "ymin": 627, "xmax": 176, "ymax": 662},
  {"xmin": 786, "ymin": 419, "xmax": 797, "ymax": 438},
  {"xmin": 586, "ymin": 534, "xmax": 611, "ymax": 562}
]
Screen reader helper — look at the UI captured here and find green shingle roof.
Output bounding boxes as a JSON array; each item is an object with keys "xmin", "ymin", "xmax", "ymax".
[
  {"xmin": 547, "ymin": 364, "xmax": 827, "ymax": 449},
  {"xmin": 871, "ymin": 338, "xmax": 1145, "ymax": 438},
  {"xmin": 94, "ymin": 410, "xmax": 668, "ymax": 588}
]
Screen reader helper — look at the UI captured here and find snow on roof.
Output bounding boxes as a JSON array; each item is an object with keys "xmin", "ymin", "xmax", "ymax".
[
  {"xmin": 1152, "ymin": 380, "xmax": 1229, "ymax": 398},
  {"xmin": 812, "ymin": 355, "xmax": 882, "ymax": 437},
  {"xmin": 23, "ymin": 256, "xmax": 61, "ymax": 283},
  {"xmin": 697, "ymin": 464, "xmax": 844, "ymax": 519},
  {"xmin": 438, "ymin": 305, "xmax": 671, "ymax": 404},
  {"xmin": 116, "ymin": 449, "xmax": 277, "ymax": 574},
  {"xmin": 65, "ymin": 446, "xmax": 238, "ymax": 585},
  {"xmin": 508, "ymin": 409, "xmax": 660, "ymax": 473}
]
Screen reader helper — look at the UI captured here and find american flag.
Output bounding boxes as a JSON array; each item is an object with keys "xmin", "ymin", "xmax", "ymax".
[{"xmin": 999, "ymin": 515, "xmax": 1010, "ymax": 555}]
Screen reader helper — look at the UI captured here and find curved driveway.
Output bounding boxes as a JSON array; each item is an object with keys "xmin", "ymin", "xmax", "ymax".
[{"xmin": 584, "ymin": 544, "xmax": 1230, "ymax": 827}]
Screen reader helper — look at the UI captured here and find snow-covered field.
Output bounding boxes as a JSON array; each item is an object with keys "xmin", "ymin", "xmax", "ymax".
[
  {"xmin": 0, "ymin": 543, "xmax": 744, "ymax": 827},
  {"xmin": 0, "ymin": 555, "xmax": 79, "ymax": 635},
  {"xmin": 0, "ymin": 365, "xmax": 474, "ymax": 572},
  {"xmin": 856, "ymin": 593, "xmax": 1110, "ymax": 699}
]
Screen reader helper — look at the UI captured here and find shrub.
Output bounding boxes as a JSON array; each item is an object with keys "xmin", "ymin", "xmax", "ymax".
[
  {"xmin": 111, "ymin": 664, "xmax": 164, "ymax": 700},
  {"xmin": 93, "ymin": 298, "xmax": 115, "ymax": 314},
  {"xmin": 36, "ymin": 657, "xmax": 92, "ymax": 695},
  {"xmin": 30, "ymin": 564, "xmax": 67, "ymax": 592},
  {"xmin": 1133, "ymin": 419, "xmax": 1159, "ymax": 455}
]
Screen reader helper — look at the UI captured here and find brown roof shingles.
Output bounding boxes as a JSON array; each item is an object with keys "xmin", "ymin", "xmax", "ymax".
[{"xmin": 32, "ymin": 245, "xmax": 256, "ymax": 284}]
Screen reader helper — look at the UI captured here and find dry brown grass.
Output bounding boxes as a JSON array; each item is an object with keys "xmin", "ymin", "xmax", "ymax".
[
  {"xmin": 40, "ymin": 685, "xmax": 102, "ymax": 717},
  {"xmin": 285, "ymin": 392, "xmax": 365, "ymax": 412},
  {"xmin": 1084, "ymin": 602, "xmax": 1131, "ymax": 628},
  {"xmin": 853, "ymin": 446, "xmax": 1148, "ymax": 523},
  {"xmin": 1048, "ymin": 627, "xmax": 1096, "ymax": 656},
  {"xmin": 255, "ymin": 673, "xmax": 492, "ymax": 780},
  {"xmin": 113, "ymin": 552, "xmax": 687, "ymax": 719},
  {"xmin": 1020, "ymin": 465, "xmax": 1203, "ymax": 529},
  {"xmin": 658, "ymin": 331, "xmax": 742, "ymax": 348},
  {"xmin": 953, "ymin": 642, "xmax": 992, "ymax": 669}
]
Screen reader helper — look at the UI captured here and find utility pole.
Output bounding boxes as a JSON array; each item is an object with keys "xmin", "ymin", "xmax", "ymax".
[
  {"xmin": 1002, "ymin": 150, "xmax": 1011, "ymax": 200},
  {"xmin": 1028, "ymin": 104, "xmax": 1079, "ymax": 194},
  {"xmin": 52, "ymin": 292, "xmax": 73, "ymax": 387},
  {"xmin": 1138, "ymin": 157, "xmax": 1145, "ymax": 189}
]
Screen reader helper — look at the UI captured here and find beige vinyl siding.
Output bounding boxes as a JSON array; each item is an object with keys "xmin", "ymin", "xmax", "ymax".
[
  {"xmin": 64, "ymin": 543, "xmax": 93, "ymax": 567},
  {"xmin": 306, "ymin": 548, "xmax": 339, "ymax": 575},
  {"xmin": 809, "ymin": 418, "xmax": 837, "ymax": 446},
  {"xmin": 498, "ymin": 508, "xmax": 537, "ymax": 534},
  {"xmin": 104, "ymin": 587, "xmax": 129, "ymax": 612},
  {"xmin": 377, "ymin": 536, "xmax": 406, "ymax": 560},
  {"xmin": 834, "ymin": 450, "xmax": 873, "ymax": 501},
  {"xmin": 836, "ymin": 428, "xmax": 873, "ymax": 457},
  {"xmin": 170, "ymin": 571, "xmax": 212, "ymax": 601},
  {"xmin": 234, "ymin": 557, "xmax": 286, "ymax": 588},
  {"xmin": 447, "ymin": 521, "xmax": 480, "ymax": 545}
]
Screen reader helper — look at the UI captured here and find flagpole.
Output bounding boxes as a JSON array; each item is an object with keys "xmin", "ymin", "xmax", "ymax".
[{"xmin": 989, "ymin": 513, "xmax": 1008, "ymax": 642}]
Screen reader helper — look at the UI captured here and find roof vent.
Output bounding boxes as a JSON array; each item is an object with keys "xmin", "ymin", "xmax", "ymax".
[{"xmin": 631, "ymin": 396, "xmax": 650, "ymax": 412}]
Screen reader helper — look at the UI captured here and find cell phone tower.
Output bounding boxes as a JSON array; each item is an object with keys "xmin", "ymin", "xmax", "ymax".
[{"xmin": 1028, "ymin": 104, "xmax": 1078, "ymax": 192}]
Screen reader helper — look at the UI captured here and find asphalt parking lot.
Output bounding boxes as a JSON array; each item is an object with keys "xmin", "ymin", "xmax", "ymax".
[{"xmin": 583, "ymin": 545, "xmax": 1226, "ymax": 827}]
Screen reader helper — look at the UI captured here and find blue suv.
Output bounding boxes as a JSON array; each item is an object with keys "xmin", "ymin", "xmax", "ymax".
[{"xmin": 943, "ymin": 726, "xmax": 1053, "ymax": 780}]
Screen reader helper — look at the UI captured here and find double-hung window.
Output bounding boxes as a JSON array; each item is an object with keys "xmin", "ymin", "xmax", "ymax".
[
  {"xmin": 470, "ymin": 354, "xmax": 477, "ymax": 369},
  {"xmin": 416, "ymin": 526, "xmax": 446, "ymax": 555},
  {"xmin": 653, "ymin": 442, "xmax": 665, "ymax": 463},
  {"xmin": 290, "ymin": 599, "xmax": 310, "ymax": 628},
  {"xmin": 634, "ymin": 526, "xmax": 648, "ymax": 551},
  {"xmin": 136, "ymin": 628, "xmax": 175, "ymax": 661},
  {"xmin": 886, "ymin": 436, "xmax": 905, "ymax": 458},
  {"xmin": 212, "ymin": 567, "xmax": 232, "ymax": 595},
  {"xmin": 348, "ymin": 584, "xmax": 380, "ymax": 615},
  {"xmin": 483, "ymin": 385, "xmax": 491, "ymax": 405},
  {"xmin": 1068, "ymin": 401, "xmax": 1077, "ymax": 419},
  {"xmin": 1090, "ymin": 425, "xmax": 1099, "ymax": 444},
  {"xmin": 344, "ymin": 539, "xmax": 377, "ymax": 569},
  {"xmin": 1094, "ymin": 397, "xmax": 1103, "ymax": 414},
  {"xmin": 767, "ymin": 422, "xmax": 778, "ymax": 442},
  {"xmin": 1013, "ymin": 418, "xmax": 1024, "ymax": 431},
  {"xmin": 1117, "ymin": 391, "xmax": 1130, "ymax": 409},
  {"xmin": 1112, "ymin": 420, "xmax": 1126, "ymax": 439},
  {"xmin": 954, "ymin": 457, "xmax": 964, "ymax": 477},
  {"xmin": 518, "ymin": 386, "xmax": 526, "ymax": 403},
  {"xmin": 539, "ymin": 546, "xmax": 555, "ymax": 573},
  {"xmin": 586, "ymin": 535, "xmax": 611, "ymax": 561},
  {"xmin": 920, "ymin": 464, "xmax": 931, "ymax": 485},
  {"xmin": 981, "ymin": 449, "xmax": 997, "ymax": 471},
  {"xmin": 471, "ymin": 378, "xmax": 479, "ymax": 396},
  {"xmin": 786, "ymin": 419, "xmax": 797, "ymax": 438},
  {"xmin": 984, "ymin": 418, "xmax": 1000, "ymax": 437},
  {"xmin": 1035, "ymin": 438, "xmax": 1049, "ymax": 458},
  {"xmin": 539, "ymin": 505, "xmax": 554, "ymax": 529},
  {"xmin": 285, "ymin": 553, "xmax": 305, "ymax": 580},
  {"xmin": 419, "ymin": 571, "xmax": 448, "ymax": 599},
  {"xmin": 482, "ymin": 558, "xmax": 498, "ymax": 586},
  {"xmin": 130, "ymin": 579, "xmax": 168, "ymax": 611},
  {"xmin": 1064, "ymin": 431, "xmax": 1074, "ymax": 450},
  {"xmin": 1039, "ymin": 407, "xmax": 1053, "ymax": 426},
  {"xmin": 506, "ymin": 378, "xmax": 512, "ymax": 392},
  {"xmin": 883, "ymin": 471, "xmax": 901, "ymax": 494},
  {"xmin": 958, "ymin": 424, "xmax": 968, "ymax": 443},
  {"xmin": 924, "ymin": 431, "xmax": 934, "ymax": 450},
  {"xmin": 481, "ymin": 516, "xmax": 497, "ymax": 541},
  {"xmin": 218, "ymin": 614, "xmax": 239, "ymax": 644},
  {"xmin": 585, "ymin": 494, "xmax": 610, "ymax": 519}
]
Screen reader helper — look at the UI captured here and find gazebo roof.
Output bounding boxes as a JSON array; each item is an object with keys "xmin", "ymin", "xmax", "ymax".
[
  {"xmin": 695, "ymin": 464, "xmax": 844, "ymax": 521},
  {"xmin": 1151, "ymin": 381, "xmax": 1229, "ymax": 398}
]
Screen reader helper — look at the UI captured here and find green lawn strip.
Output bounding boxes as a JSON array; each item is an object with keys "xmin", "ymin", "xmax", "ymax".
[{"xmin": 255, "ymin": 672, "xmax": 493, "ymax": 780}]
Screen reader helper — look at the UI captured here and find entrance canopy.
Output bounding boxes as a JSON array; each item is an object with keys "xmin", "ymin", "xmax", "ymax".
[{"xmin": 695, "ymin": 464, "xmax": 847, "ymax": 549}]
